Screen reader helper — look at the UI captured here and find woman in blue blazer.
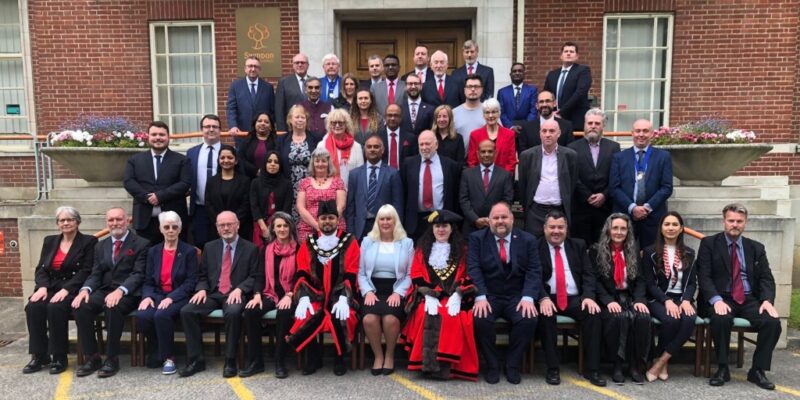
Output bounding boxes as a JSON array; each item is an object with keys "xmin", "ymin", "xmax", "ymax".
[
  {"xmin": 358, "ymin": 204, "xmax": 414, "ymax": 375},
  {"xmin": 136, "ymin": 211, "xmax": 198, "ymax": 375}
]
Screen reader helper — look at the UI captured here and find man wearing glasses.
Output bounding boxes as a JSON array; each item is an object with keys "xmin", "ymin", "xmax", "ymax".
[
  {"xmin": 300, "ymin": 77, "xmax": 333, "ymax": 140},
  {"xmin": 186, "ymin": 114, "xmax": 223, "ymax": 247},
  {"xmin": 275, "ymin": 53, "xmax": 310, "ymax": 133},
  {"xmin": 226, "ymin": 56, "xmax": 275, "ymax": 146},
  {"xmin": 454, "ymin": 75, "xmax": 487, "ymax": 152}
]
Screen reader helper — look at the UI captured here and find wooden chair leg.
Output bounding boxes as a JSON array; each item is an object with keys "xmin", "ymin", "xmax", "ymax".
[{"xmin": 358, "ymin": 329, "xmax": 366, "ymax": 370}]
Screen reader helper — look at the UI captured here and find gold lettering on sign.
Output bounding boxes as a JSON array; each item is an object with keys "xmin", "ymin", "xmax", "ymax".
[{"xmin": 236, "ymin": 8, "xmax": 282, "ymax": 76}]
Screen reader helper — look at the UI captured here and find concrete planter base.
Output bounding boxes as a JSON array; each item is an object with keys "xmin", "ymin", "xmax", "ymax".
[
  {"xmin": 42, "ymin": 147, "xmax": 146, "ymax": 184},
  {"xmin": 656, "ymin": 144, "xmax": 773, "ymax": 186}
]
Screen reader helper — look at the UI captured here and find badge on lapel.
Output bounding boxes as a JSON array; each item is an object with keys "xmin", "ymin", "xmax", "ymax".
[
  {"xmin": 403, "ymin": 140, "xmax": 410, "ymax": 147},
  {"xmin": 125, "ymin": 249, "xmax": 135, "ymax": 257}
]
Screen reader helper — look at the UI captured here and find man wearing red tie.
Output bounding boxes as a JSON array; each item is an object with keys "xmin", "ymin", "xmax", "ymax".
[
  {"xmin": 178, "ymin": 211, "xmax": 259, "ymax": 378},
  {"xmin": 537, "ymin": 210, "xmax": 605, "ymax": 387},
  {"xmin": 698, "ymin": 203, "xmax": 781, "ymax": 390},
  {"xmin": 380, "ymin": 104, "xmax": 417, "ymax": 170},
  {"xmin": 421, "ymin": 50, "xmax": 462, "ymax": 109}
]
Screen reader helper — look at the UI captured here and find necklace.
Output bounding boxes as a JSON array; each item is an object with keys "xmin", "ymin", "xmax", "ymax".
[{"xmin": 432, "ymin": 259, "xmax": 457, "ymax": 281}]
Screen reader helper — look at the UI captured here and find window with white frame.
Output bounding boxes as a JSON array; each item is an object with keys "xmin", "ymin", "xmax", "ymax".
[
  {"xmin": 603, "ymin": 14, "xmax": 673, "ymax": 131},
  {"xmin": 150, "ymin": 22, "xmax": 216, "ymax": 134},
  {"xmin": 0, "ymin": 0, "xmax": 28, "ymax": 134}
]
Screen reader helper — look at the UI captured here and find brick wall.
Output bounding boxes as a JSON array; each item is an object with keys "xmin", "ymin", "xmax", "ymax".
[
  {"xmin": 0, "ymin": 156, "xmax": 38, "ymax": 187},
  {"xmin": 0, "ymin": 220, "xmax": 22, "ymax": 296}
]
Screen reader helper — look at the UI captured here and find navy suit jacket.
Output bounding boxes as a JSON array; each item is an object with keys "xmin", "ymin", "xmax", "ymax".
[
  {"xmin": 608, "ymin": 146, "xmax": 673, "ymax": 219},
  {"xmin": 399, "ymin": 96, "xmax": 435, "ymax": 136},
  {"xmin": 544, "ymin": 63, "xmax": 591, "ymax": 130},
  {"xmin": 467, "ymin": 227, "xmax": 541, "ymax": 301},
  {"xmin": 123, "ymin": 149, "xmax": 192, "ymax": 231},
  {"xmin": 498, "ymin": 83, "xmax": 538, "ymax": 128},
  {"xmin": 421, "ymin": 74, "xmax": 463, "ymax": 109},
  {"xmin": 141, "ymin": 240, "xmax": 198, "ymax": 303},
  {"xmin": 226, "ymin": 77, "xmax": 275, "ymax": 131},
  {"xmin": 345, "ymin": 163, "xmax": 404, "ymax": 238},
  {"xmin": 451, "ymin": 63, "xmax": 495, "ymax": 100}
]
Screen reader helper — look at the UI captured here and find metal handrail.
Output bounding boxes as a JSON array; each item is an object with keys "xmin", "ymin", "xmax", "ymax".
[{"xmin": 684, "ymin": 227, "xmax": 705, "ymax": 240}]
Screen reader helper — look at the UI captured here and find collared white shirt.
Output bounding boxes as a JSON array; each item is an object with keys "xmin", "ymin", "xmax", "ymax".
[
  {"xmin": 415, "ymin": 67, "xmax": 429, "ymax": 83},
  {"xmin": 547, "ymin": 242, "xmax": 579, "ymax": 296},
  {"xmin": 533, "ymin": 145, "xmax": 562, "ymax": 205},
  {"xmin": 221, "ymin": 236, "xmax": 239, "ymax": 267},
  {"xmin": 418, "ymin": 152, "xmax": 444, "ymax": 210},
  {"xmin": 295, "ymin": 74, "xmax": 307, "ymax": 92},
  {"xmin": 149, "ymin": 149, "xmax": 166, "ymax": 216},
  {"xmin": 196, "ymin": 141, "xmax": 221, "ymax": 205},
  {"xmin": 365, "ymin": 160, "xmax": 382, "ymax": 191},
  {"xmin": 247, "ymin": 77, "xmax": 259, "ymax": 95}
]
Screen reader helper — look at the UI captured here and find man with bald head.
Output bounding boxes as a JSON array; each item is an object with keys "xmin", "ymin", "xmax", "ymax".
[
  {"xmin": 275, "ymin": 53, "xmax": 310, "ymax": 132},
  {"xmin": 460, "ymin": 140, "xmax": 514, "ymax": 235},
  {"xmin": 380, "ymin": 103, "xmax": 417, "ymax": 169},
  {"xmin": 518, "ymin": 90, "xmax": 574, "ymax": 152},
  {"xmin": 609, "ymin": 119, "xmax": 673, "ymax": 248},
  {"xmin": 519, "ymin": 119, "xmax": 578, "ymax": 237},
  {"xmin": 421, "ymin": 50, "xmax": 462, "ymax": 108},
  {"xmin": 400, "ymin": 129, "xmax": 461, "ymax": 239}
]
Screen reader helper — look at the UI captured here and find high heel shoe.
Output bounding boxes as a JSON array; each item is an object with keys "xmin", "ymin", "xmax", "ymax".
[{"xmin": 645, "ymin": 371, "xmax": 658, "ymax": 382}]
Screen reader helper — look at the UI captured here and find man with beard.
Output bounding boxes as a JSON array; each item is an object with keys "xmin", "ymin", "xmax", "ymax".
[
  {"xmin": 453, "ymin": 74, "xmax": 487, "ymax": 152},
  {"xmin": 399, "ymin": 73, "xmax": 434, "ymax": 136},
  {"xmin": 568, "ymin": 109, "xmax": 620, "ymax": 245},
  {"xmin": 372, "ymin": 54, "xmax": 405, "ymax": 117},
  {"xmin": 459, "ymin": 140, "xmax": 514, "ymax": 235},
  {"xmin": 72, "ymin": 207, "xmax": 149, "ymax": 378},
  {"xmin": 275, "ymin": 53, "xmax": 310, "ymax": 132},
  {"xmin": 178, "ymin": 211, "xmax": 259, "ymax": 378},
  {"xmin": 518, "ymin": 91, "xmax": 574, "ymax": 152},
  {"xmin": 346, "ymin": 135, "xmax": 403, "ymax": 238},
  {"xmin": 498, "ymin": 63, "xmax": 538, "ymax": 132},
  {"xmin": 468, "ymin": 202, "xmax": 540, "ymax": 384},
  {"xmin": 300, "ymin": 77, "xmax": 333, "ymax": 140},
  {"xmin": 288, "ymin": 200, "xmax": 360, "ymax": 375}
]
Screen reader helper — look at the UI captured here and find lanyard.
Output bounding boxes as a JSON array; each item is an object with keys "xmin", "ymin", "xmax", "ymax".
[{"xmin": 634, "ymin": 146, "xmax": 652, "ymax": 176}]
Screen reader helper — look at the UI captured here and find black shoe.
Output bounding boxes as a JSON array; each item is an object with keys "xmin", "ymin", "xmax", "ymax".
[
  {"xmin": 97, "ymin": 358, "xmax": 119, "ymax": 378},
  {"xmin": 382, "ymin": 367, "xmax": 395, "ymax": 376},
  {"xmin": 223, "ymin": 358, "xmax": 238, "ymax": 378},
  {"xmin": 49, "ymin": 359, "xmax": 68, "ymax": 375},
  {"xmin": 22, "ymin": 355, "xmax": 49, "ymax": 374},
  {"xmin": 506, "ymin": 367, "xmax": 521, "ymax": 384},
  {"xmin": 238, "ymin": 361, "xmax": 264, "ymax": 378},
  {"xmin": 302, "ymin": 357, "xmax": 321, "ymax": 375},
  {"xmin": 747, "ymin": 368, "xmax": 775, "ymax": 390},
  {"xmin": 333, "ymin": 357, "xmax": 347, "ymax": 376},
  {"xmin": 76, "ymin": 356, "xmax": 102, "ymax": 377},
  {"xmin": 612, "ymin": 365, "xmax": 625, "ymax": 384},
  {"xmin": 585, "ymin": 371, "xmax": 607, "ymax": 387},
  {"xmin": 545, "ymin": 368, "xmax": 561, "ymax": 385},
  {"xmin": 370, "ymin": 368, "xmax": 382, "ymax": 376},
  {"xmin": 709, "ymin": 365, "xmax": 730, "ymax": 387},
  {"xmin": 630, "ymin": 369, "xmax": 644, "ymax": 385},
  {"xmin": 274, "ymin": 364, "xmax": 288, "ymax": 379},
  {"xmin": 485, "ymin": 368, "xmax": 500, "ymax": 384},
  {"xmin": 178, "ymin": 360, "xmax": 206, "ymax": 378}
]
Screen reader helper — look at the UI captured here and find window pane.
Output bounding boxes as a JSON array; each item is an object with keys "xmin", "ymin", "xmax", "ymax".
[
  {"xmin": 168, "ymin": 26, "xmax": 199, "ymax": 53},
  {"xmin": 0, "ymin": 59, "xmax": 22, "ymax": 86},
  {"xmin": 0, "ymin": 25, "xmax": 20, "ymax": 53},
  {"xmin": 617, "ymin": 112, "xmax": 651, "ymax": 131},
  {"xmin": 173, "ymin": 116, "xmax": 195, "ymax": 134},
  {"xmin": 156, "ymin": 56, "xmax": 167, "ymax": 84},
  {"xmin": 0, "ymin": 0, "xmax": 20, "ymax": 24},
  {"xmin": 657, "ymin": 18, "xmax": 668, "ymax": 47},
  {"xmin": 171, "ymin": 87, "xmax": 201, "ymax": 114},
  {"xmin": 654, "ymin": 81, "xmax": 666, "ymax": 109},
  {"xmin": 158, "ymin": 86, "xmax": 169, "ymax": 114},
  {"xmin": 605, "ymin": 19, "xmax": 618, "ymax": 48},
  {"xmin": 155, "ymin": 26, "xmax": 166, "ymax": 54},
  {"xmin": 618, "ymin": 81, "xmax": 652, "ymax": 110},
  {"xmin": 203, "ymin": 86, "xmax": 215, "ymax": 114},
  {"xmin": 619, "ymin": 50, "xmax": 653, "ymax": 79},
  {"xmin": 655, "ymin": 49, "xmax": 668, "ymax": 77},
  {"xmin": 202, "ymin": 25, "xmax": 212, "ymax": 52},
  {"xmin": 202, "ymin": 55, "xmax": 213, "ymax": 83},
  {"xmin": 603, "ymin": 82, "xmax": 616, "ymax": 110},
  {"xmin": 169, "ymin": 55, "xmax": 200, "ymax": 84},
  {"xmin": 620, "ymin": 19, "xmax": 654, "ymax": 47},
  {"xmin": 605, "ymin": 50, "xmax": 617, "ymax": 79}
]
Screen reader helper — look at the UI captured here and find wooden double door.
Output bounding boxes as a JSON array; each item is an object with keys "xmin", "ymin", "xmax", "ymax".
[{"xmin": 341, "ymin": 20, "xmax": 471, "ymax": 82}]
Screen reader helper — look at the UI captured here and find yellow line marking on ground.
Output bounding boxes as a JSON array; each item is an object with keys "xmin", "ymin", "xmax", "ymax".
[
  {"xmin": 226, "ymin": 376, "xmax": 255, "ymax": 400},
  {"xmin": 53, "ymin": 361, "xmax": 73, "ymax": 400},
  {"xmin": 70, "ymin": 378, "xmax": 219, "ymax": 399},
  {"xmin": 389, "ymin": 374, "xmax": 446, "ymax": 400},
  {"xmin": 732, "ymin": 373, "xmax": 800, "ymax": 397},
  {"xmin": 564, "ymin": 375, "xmax": 633, "ymax": 400}
]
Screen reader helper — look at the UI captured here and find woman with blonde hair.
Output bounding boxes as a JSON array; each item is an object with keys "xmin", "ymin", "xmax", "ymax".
[
  {"xmin": 296, "ymin": 147, "xmax": 347, "ymax": 239},
  {"xmin": 430, "ymin": 105, "xmax": 465, "ymax": 164},
  {"xmin": 316, "ymin": 108, "xmax": 364, "ymax": 187}
]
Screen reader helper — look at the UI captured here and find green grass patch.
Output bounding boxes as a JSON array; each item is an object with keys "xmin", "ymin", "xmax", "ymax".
[{"xmin": 790, "ymin": 289, "xmax": 800, "ymax": 330}]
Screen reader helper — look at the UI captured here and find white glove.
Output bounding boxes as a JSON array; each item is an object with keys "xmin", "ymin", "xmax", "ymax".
[
  {"xmin": 446, "ymin": 293, "xmax": 462, "ymax": 316},
  {"xmin": 331, "ymin": 295, "xmax": 350, "ymax": 321},
  {"xmin": 424, "ymin": 295, "xmax": 440, "ymax": 316},
  {"xmin": 295, "ymin": 296, "xmax": 314, "ymax": 320}
]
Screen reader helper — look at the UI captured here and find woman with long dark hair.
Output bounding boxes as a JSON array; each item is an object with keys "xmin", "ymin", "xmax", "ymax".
[
  {"xmin": 205, "ymin": 145, "xmax": 252, "ymax": 241},
  {"xmin": 249, "ymin": 150, "xmax": 293, "ymax": 248},
  {"xmin": 590, "ymin": 213, "xmax": 651, "ymax": 385},
  {"xmin": 350, "ymin": 88, "xmax": 384, "ymax": 145},
  {"xmin": 331, "ymin": 73, "xmax": 359, "ymax": 111},
  {"xmin": 239, "ymin": 112, "xmax": 278, "ymax": 178},
  {"xmin": 642, "ymin": 211, "xmax": 696, "ymax": 381}
]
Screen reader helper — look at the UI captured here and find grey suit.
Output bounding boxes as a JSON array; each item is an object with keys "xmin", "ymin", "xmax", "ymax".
[
  {"xmin": 459, "ymin": 164, "xmax": 514, "ymax": 235},
  {"xmin": 519, "ymin": 145, "xmax": 578, "ymax": 236},
  {"xmin": 372, "ymin": 79, "xmax": 406, "ymax": 117},
  {"xmin": 275, "ymin": 74, "xmax": 307, "ymax": 131}
]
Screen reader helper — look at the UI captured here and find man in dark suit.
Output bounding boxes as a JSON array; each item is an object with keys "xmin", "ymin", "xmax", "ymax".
[
  {"xmin": 608, "ymin": 119, "xmax": 673, "ymax": 249},
  {"xmin": 372, "ymin": 54, "xmax": 405, "ymax": 118},
  {"xmin": 536, "ymin": 210, "xmax": 605, "ymax": 387},
  {"xmin": 123, "ymin": 121, "xmax": 192, "ymax": 244},
  {"xmin": 698, "ymin": 203, "xmax": 781, "ymax": 390},
  {"xmin": 544, "ymin": 42, "xmax": 591, "ymax": 131},
  {"xmin": 568, "ymin": 108, "xmax": 621, "ymax": 245},
  {"xmin": 186, "ymin": 114, "xmax": 221, "ymax": 248},
  {"xmin": 72, "ymin": 207, "xmax": 148, "ymax": 378},
  {"xmin": 320, "ymin": 53, "xmax": 342, "ymax": 103},
  {"xmin": 518, "ymin": 90, "xmax": 574, "ymax": 152},
  {"xmin": 380, "ymin": 104, "xmax": 417, "ymax": 170},
  {"xmin": 421, "ymin": 50, "xmax": 462, "ymax": 109},
  {"xmin": 451, "ymin": 40, "xmax": 495, "ymax": 100},
  {"xmin": 498, "ymin": 62, "xmax": 537, "ymax": 130},
  {"xmin": 459, "ymin": 140, "xmax": 513, "ymax": 235},
  {"xmin": 519, "ymin": 119, "xmax": 578, "ymax": 237},
  {"xmin": 178, "ymin": 211, "xmax": 259, "ymax": 378},
  {"xmin": 400, "ymin": 130, "xmax": 461, "ymax": 240},
  {"xmin": 346, "ymin": 135, "xmax": 403, "ymax": 239},
  {"xmin": 399, "ymin": 73, "xmax": 434, "ymax": 136},
  {"xmin": 275, "ymin": 53, "xmax": 309, "ymax": 132},
  {"xmin": 468, "ymin": 202, "xmax": 540, "ymax": 384},
  {"xmin": 402, "ymin": 45, "xmax": 434, "ymax": 85},
  {"xmin": 226, "ymin": 56, "xmax": 275, "ymax": 145}
]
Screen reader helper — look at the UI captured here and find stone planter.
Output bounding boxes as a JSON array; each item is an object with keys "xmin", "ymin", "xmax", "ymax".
[
  {"xmin": 42, "ymin": 147, "xmax": 147, "ymax": 184},
  {"xmin": 656, "ymin": 143, "xmax": 773, "ymax": 186}
]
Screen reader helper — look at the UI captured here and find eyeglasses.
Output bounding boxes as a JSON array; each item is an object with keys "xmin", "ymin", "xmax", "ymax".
[
  {"xmin": 202, "ymin": 125, "xmax": 220, "ymax": 130},
  {"xmin": 465, "ymin": 85, "xmax": 483, "ymax": 90},
  {"xmin": 216, "ymin": 222, "xmax": 237, "ymax": 228},
  {"xmin": 293, "ymin": 61, "xmax": 308, "ymax": 65},
  {"xmin": 57, "ymin": 218, "xmax": 76, "ymax": 224},
  {"xmin": 330, "ymin": 121, "xmax": 346, "ymax": 126},
  {"xmin": 162, "ymin": 225, "xmax": 180, "ymax": 231},
  {"xmin": 483, "ymin": 110, "xmax": 499, "ymax": 115}
]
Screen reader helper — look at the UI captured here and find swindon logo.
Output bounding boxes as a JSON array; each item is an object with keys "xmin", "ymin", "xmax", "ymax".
[{"xmin": 248, "ymin": 23, "xmax": 270, "ymax": 50}]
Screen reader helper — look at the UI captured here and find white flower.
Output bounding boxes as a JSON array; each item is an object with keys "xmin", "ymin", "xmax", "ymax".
[
  {"xmin": 138, "ymin": 142, "xmax": 145, "ymax": 147},
  {"xmin": 726, "ymin": 129, "xmax": 756, "ymax": 141}
]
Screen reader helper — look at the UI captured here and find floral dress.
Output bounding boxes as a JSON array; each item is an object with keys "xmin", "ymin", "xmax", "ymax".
[
  {"xmin": 288, "ymin": 140, "xmax": 311, "ymax": 221},
  {"xmin": 296, "ymin": 177, "xmax": 346, "ymax": 240}
]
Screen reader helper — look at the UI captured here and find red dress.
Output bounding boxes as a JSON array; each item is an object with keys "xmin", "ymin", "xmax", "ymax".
[
  {"xmin": 466, "ymin": 125, "xmax": 518, "ymax": 174},
  {"xmin": 296, "ymin": 177, "xmax": 346, "ymax": 240},
  {"xmin": 400, "ymin": 248, "xmax": 479, "ymax": 381}
]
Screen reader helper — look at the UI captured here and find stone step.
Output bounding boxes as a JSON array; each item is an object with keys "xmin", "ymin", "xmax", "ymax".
[
  {"xmin": 721, "ymin": 176, "xmax": 789, "ymax": 186},
  {"xmin": 670, "ymin": 199, "xmax": 790, "ymax": 216},
  {"xmin": 49, "ymin": 187, "xmax": 131, "ymax": 200},
  {"xmin": 673, "ymin": 185, "xmax": 789, "ymax": 200},
  {"xmin": 33, "ymin": 200, "xmax": 132, "ymax": 216}
]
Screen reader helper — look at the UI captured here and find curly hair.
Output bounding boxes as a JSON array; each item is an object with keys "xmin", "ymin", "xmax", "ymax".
[
  {"xmin": 416, "ymin": 222, "xmax": 463, "ymax": 268},
  {"xmin": 594, "ymin": 213, "xmax": 639, "ymax": 280}
]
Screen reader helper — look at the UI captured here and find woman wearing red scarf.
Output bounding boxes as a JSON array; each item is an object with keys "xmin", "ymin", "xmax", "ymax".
[
  {"xmin": 242, "ymin": 212, "xmax": 298, "ymax": 379},
  {"xmin": 315, "ymin": 108, "xmax": 364, "ymax": 187},
  {"xmin": 590, "ymin": 213, "xmax": 651, "ymax": 385}
]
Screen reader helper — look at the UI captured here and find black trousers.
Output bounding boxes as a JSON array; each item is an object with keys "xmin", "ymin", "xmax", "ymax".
[
  {"xmin": 191, "ymin": 204, "xmax": 214, "ymax": 249},
  {"xmin": 709, "ymin": 295, "xmax": 781, "ymax": 370},
  {"xmin": 473, "ymin": 297, "xmax": 537, "ymax": 372},
  {"xmin": 526, "ymin": 203, "xmax": 564, "ymax": 237},
  {"xmin": 180, "ymin": 292, "xmax": 245, "ymax": 361},
  {"xmin": 243, "ymin": 298, "xmax": 294, "ymax": 366},
  {"xmin": 648, "ymin": 296, "xmax": 696, "ymax": 356},
  {"xmin": 74, "ymin": 289, "xmax": 139, "ymax": 359},
  {"xmin": 25, "ymin": 291, "xmax": 75, "ymax": 359},
  {"xmin": 600, "ymin": 295, "xmax": 651, "ymax": 366},
  {"xmin": 538, "ymin": 295, "xmax": 601, "ymax": 371},
  {"xmin": 571, "ymin": 204, "xmax": 610, "ymax": 246}
]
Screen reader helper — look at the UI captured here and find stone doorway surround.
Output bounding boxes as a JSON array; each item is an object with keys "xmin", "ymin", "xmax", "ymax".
[{"xmin": 298, "ymin": 0, "xmax": 514, "ymax": 92}]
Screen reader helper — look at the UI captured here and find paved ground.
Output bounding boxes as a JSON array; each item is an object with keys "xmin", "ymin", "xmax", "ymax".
[{"xmin": 1, "ymin": 297, "xmax": 799, "ymax": 400}]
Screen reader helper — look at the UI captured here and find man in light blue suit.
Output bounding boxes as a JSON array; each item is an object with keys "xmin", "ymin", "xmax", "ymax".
[
  {"xmin": 608, "ymin": 119, "xmax": 673, "ymax": 248},
  {"xmin": 346, "ymin": 135, "xmax": 403, "ymax": 239},
  {"xmin": 497, "ymin": 63, "xmax": 538, "ymax": 129},
  {"xmin": 226, "ymin": 56, "xmax": 275, "ymax": 146}
]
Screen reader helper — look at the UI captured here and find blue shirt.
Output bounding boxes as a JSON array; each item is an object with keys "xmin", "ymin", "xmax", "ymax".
[{"xmin": 709, "ymin": 235, "xmax": 751, "ymax": 305}]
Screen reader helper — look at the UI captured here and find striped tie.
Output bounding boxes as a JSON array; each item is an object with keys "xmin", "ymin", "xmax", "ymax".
[{"xmin": 366, "ymin": 165, "xmax": 378, "ymax": 212}]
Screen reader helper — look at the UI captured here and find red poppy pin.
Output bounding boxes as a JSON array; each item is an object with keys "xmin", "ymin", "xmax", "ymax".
[
  {"xmin": 403, "ymin": 140, "xmax": 410, "ymax": 146},
  {"xmin": 125, "ymin": 249, "xmax": 135, "ymax": 257}
]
